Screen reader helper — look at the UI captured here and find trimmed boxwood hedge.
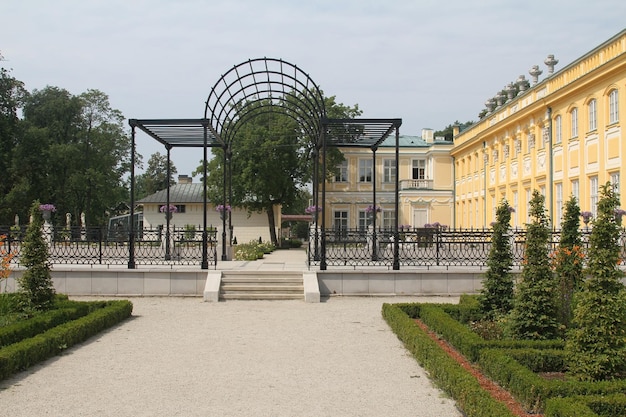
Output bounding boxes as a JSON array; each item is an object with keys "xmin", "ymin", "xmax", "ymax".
[
  {"xmin": 545, "ymin": 394, "xmax": 626, "ymax": 417},
  {"xmin": 0, "ymin": 299, "xmax": 133, "ymax": 381},
  {"xmin": 477, "ymin": 348, "xmax": 626, "ymax": 413},
  {"xmin": 382, "ymin": 303, "xmax": 516, "ymax": 417}
]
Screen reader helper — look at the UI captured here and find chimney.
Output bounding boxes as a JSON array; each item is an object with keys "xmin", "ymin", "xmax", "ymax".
[
  {"xmin": 178, "ymin": 174, "xmax": 192, "ymax": 184},
  {"xmin": 422, "ymin": 128, "xmax": 434, "ymax": 143}
]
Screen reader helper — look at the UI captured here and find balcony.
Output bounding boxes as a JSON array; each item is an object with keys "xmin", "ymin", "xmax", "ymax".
[{"xmin": 400, "ymin": 179, "xmax": 434, "ymax": 190}]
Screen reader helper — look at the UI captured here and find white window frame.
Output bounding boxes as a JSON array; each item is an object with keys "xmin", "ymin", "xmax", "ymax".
[
  {"xmin": 610, "ymin": 172, "xmax": 620, "ymax": 197},
  {"xmin": 383, "ymin": 159, "xmax": 396, "ymax": 183},
  {"xmin": 412, "ymin": 159, "xmax": 426, "ymax": 180},
  {"xmin": 555, "ymin": 115, "xmax": 562, "ymax": 144},
  {"xmin": 590, "ymin": 176, "xmax": 599, "ymax": 218},
  {"xmin": 555, "ymin": 183, "xmax": 563, "ymax": 228},
  {"xmin": 571, "ymin": 179, "xmax": 579, "ymax": 202},
  {"xmin": 609, "ymin": 89, "xmax": 619, "ymax": 124},
  {"xmin": 334, "ymin": 160, "xmax": 348, "ymax": 182},
  {"xmin": 358, "ymin": 159, "xmax": 372, "ymax": 183},
  {"xmin": 588, "ymin": 99, "xmax": 597, "ymax": 131},
  {"xmin": 382, "ymin": 210, "xmax": 395, "ymax": 229},
  {"xmin": 571, "ymin": 107, "xmax": 578, "ymax": 138}
]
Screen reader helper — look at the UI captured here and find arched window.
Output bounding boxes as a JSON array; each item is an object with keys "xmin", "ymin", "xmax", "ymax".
[
  {"xmin": 588, "ymin": 99, "xmax": 597, "ymax": 131},
  {"xmin": 555, "ymin": 115, "xmax": 562, "ymax": 143},
  {"xmin": 609, "ymin": 89, "xmax": 619, "ymax": 124},
  {"xmin": 570, "ymin": 108, "xmax": 578, "ymax": 138}
]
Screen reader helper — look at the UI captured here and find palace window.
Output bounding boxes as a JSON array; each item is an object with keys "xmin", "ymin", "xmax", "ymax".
[
  {"xmin": 412, "ymin": 159, "xmax": 426, "ymax": 180},
  {"xmin": 571, "ymin": 179, "xmax": 579, "ymax": 202},
  {"xmin": 571, "ymin": 108, "xmax": 578, "ymax": 138},
  {"xmin": 383, "ymin": 159, "xmax": 396, "ymax": 183},
  {"xmin": 555, "ymin": 115, "xmax": 562, "ymax": 144},
  {"xmin": 555, "ymin": 183, "xmax": 563, "ymax": 228},
  {"xmin": 358, "ymin": 159, "xmax": 372, "ymax": 182},
  {"xmin": 333, "ymin": 211, "xmax": 349, "ymax": 237},
  {"xmin": 609, "ymin": 89, "xmax": 619, "ymax": 124},
  {"xmin": 334, "ymin": 160, "xmax": 348, "ymax": 182},
  {"xmin": 588, "ymin": 99, "xmax": 597, "ymax": 131},
  {"xmin": 590, "ymin": 176, "xmax": 598, "ymax": 217}
]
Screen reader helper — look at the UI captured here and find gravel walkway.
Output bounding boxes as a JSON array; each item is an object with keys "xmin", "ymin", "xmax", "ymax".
[{"xmin": 0, "ymin": 296, "xmax": 462, "ymax": 417}]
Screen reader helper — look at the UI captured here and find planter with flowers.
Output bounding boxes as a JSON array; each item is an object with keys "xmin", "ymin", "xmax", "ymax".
[
  {"xmin": 216, "ymin": 204, "xmax": 231, "ymax": 221},
  {"xmin": 160, "ymin": 204, "xmax": 178, "ymax": 221},
  {"xmin": 305, "ymin": 205, "xmax": 322, "ymax": 221},
  {"xmin": 39, "ymin": 204, "xmax": 56, "ymax": 222},
  {"xmin": 580, "ymin": 211, "xmax": 593, "ymax": 229},
  {"xmin": 365, "ymin": 205, "xmax": 382, "ymax": 224}
]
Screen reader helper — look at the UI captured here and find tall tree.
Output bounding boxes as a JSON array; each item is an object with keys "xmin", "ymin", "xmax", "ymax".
[
  {"xmin": 478, "ymin": 200, "xmax": 514, "ymax": 318},
  {"xmin": 6, "ymin": 87, "xmax": 130, "ymax": 226},
  {"xmin": 509, "ymin": 190, "xmax": 559, "ymax": 340},
  {"xmin": 566, "ymin": 183, "xmax": 626, "ymax": 381},
  {"xmin": 197, "ymin": 93, "xmax": 361, "ymax": 245},
  {"xmin": 0, "ymin": 61, "xmax": 28, "ymax": 223},
  {"xmin": 135, "ymin": 152, "xmax": 178, "ymax": 199}
]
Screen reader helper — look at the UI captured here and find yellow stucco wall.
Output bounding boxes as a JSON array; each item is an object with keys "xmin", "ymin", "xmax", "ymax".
[{"xmin": 451, "ymin": 29, "xmax": 626, "ymax": 228}]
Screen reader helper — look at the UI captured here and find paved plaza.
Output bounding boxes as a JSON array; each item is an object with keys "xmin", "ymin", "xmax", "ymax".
[{"xmin": 0, "ymin": 294, "xmax": 462, "ymax": 416}]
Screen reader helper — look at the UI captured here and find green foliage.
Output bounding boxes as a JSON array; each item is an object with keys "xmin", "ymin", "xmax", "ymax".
[
  {"xmin": 0, "ymin": 299, "xmax": 132, "ymax": 381},
  {"xmin": 545, "ymin": 395, "xmax": 626, "ymax": 417},
  {"xmin": 509, "ymin": 190, "xmax": 559, "ymax": 340},
  {"xmin": 16, "ymin": 201, "xmax": 55, "ymax": 310},
  {"xmin": 566, "ymin": 183, "xmax": 626, "ymax": 381},
  {"xmin": 233, "ymin": 240, "xmax": 274, "ymax": 261},
  {"xmin": 382, "ymin": 303, "xmax": 516, "ymax": 417},
  {"xmin": 2, "ymin": 86, "xmax": 130, "ymax": 226},
  {"xmin": 479, "ymin": 200, "xmax": 514, "ymax": 318},
  {"xmin": 135, "ymin": 152, "xmax": 178, "ymax": 200},
  {"xmin": 553, "ymin": 196, "xmax": 584, "ymax": 329}
]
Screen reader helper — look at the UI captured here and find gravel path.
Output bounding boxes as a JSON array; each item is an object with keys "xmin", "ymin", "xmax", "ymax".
[{"xmin": 0, "ymin": 296, "xmax": 462, "ymax": 417}]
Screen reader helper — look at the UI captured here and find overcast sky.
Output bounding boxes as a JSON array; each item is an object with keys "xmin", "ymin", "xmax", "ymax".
[{"xmin": 3, "ymin": 0, "xmax": 625, "ymax": 177}]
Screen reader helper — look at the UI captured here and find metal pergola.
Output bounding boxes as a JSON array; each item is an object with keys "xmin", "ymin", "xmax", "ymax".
[{"xmin": 129, "ymin": 58, "xmax": 402, "ymax": 270}]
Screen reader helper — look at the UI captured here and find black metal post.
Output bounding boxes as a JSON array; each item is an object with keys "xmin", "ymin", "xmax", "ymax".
[
  {"xmin": 221, "ymin": 146, "xmax": 228, "ymax": 261},
  {"xmin": 164, "ymin": 145, "xmax": 172, "ymax": 260},
  {"xmin": 371, "ymin": 147, "xmax": 378, "ymax": 261},
  {"xmin": 393, "ymin": 126, "xmax": 400, "ymax": 270},
  {"xmin": 320, "ymin": 121, "xmax": 328, "ymax": 270},
  {"xmin": 201, "ymin": 121, "xmax": 209, "ymax": 269},
  {"xmin": 128, "ymin": 122, "xmax": 136, "ymax": 269}
]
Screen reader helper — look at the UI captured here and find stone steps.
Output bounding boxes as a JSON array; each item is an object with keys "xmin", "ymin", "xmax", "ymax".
[{"xmin": 219, "ymin": 271, "xmax": 304, "ymax": 300}]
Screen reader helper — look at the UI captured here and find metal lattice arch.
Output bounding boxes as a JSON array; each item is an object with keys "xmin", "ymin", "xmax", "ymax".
[
  {"xmin": 129, "ymin": 57, "xmax": 402, "ymax": 270},
  {"xmin": 204, "ymin": 58, "xmax": 326, "ymax": 146}
]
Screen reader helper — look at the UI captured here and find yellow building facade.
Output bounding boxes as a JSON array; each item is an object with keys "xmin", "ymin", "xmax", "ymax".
[
  {"xmin": 452, "ymin": 29, "xmax": 626, "ymax": 229},
  {"xmin": 323, "ymin": 129, "xmax": 454, "ymax": 230}
]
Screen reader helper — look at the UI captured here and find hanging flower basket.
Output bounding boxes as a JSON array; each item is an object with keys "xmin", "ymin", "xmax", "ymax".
[{"xmin": 39, "ymin": 204, "xmax": 56, "ymax": 221}]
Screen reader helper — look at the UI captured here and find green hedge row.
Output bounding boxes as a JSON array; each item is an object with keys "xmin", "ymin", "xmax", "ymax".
[
  {"xmin": 477, "ymin": 348, "xmax": 626, "ymax": 413},
  {"xmin": 402, "ymin": 303, "xmax": 563, "ymax": 362},
  {"xmin": 545, "ymin": 394, "xmax": 626, "ymax": 416},
  {"xmin": 0, "ymin": 299, "xmax": 133, "ymax": 381},
  {"xmin": 0, "ymin": 301, "xmax": 94, "ymax": 348},
  {"xmin": 382, "ymin": 303, "xmax": 516, "ymax": 417}
]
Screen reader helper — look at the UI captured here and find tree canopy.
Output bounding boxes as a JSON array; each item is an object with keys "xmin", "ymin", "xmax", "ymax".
[
  {"xmin": 194, "ymin": 93, "xmax": 361, "ymax": 244},
  {"xmin": 0, "ymin": 66, "xmax": 133, "ymax": 226}
]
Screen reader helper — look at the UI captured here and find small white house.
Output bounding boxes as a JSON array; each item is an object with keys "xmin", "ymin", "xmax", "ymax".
[{"xmin": 137, "ymin": 176, "xmax": 279, "ymax": 245}]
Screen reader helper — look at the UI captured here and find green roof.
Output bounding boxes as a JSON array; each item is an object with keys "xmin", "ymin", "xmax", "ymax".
[
  {"xmin": 137, "ymin": 183, "xmax": 205, "ymax": 204},
  {"xmin": 378, "ymin": 135, "xmax": 452, "ymax": 148}
]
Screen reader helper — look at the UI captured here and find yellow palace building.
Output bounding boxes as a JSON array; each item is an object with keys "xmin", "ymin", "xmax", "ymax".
[{"xmin": 452, "ymin": 28, "xmax": 626, "ymax": 229}]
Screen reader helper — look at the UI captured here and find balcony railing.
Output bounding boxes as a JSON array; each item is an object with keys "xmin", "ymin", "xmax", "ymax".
[{"xmin": 400, "ymin": 178, "xmax": 434, "ymax": 190}]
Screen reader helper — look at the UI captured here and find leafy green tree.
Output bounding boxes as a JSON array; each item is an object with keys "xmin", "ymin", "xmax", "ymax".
[
  {"xmin": 509, "ymin": 190, "xmax": 559, "ymax": 340},
  {"xmin": 478, "ymin": 200, "xmax": 514, "ymax": 318},
  {"xmin": 6, "ymin": 87, "xmax": 130, "ymax": 226},
  {"xmin": 566, "ymin": 183, "xmax": 626, "ymax": 381},
  {"xmin": 0, "ymin": 62, "xmax": 28, "ymax": 223},
  {"xmin": 17, "ymin": 201, "xmax": 55, "ymax": 310},
  {"xmin": 552, "ymin": 196, "xmax": 583, "ymax": 329},
  {"xmin": 434, "ymin": 120, "xmax": 474, "ymax": 140},
  {"xmin": 197, "ymin": 93, "xmax": 361, "ymax": 245},
  {"xmin": 135, "ymin": 152, "xmax": 178, "ymax": 199}
]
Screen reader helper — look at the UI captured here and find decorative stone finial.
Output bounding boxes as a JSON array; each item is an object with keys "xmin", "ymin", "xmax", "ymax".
[
  {"xmin": 516, "ymin": 75, "xmax": 529, "ymax": 93},
  {"xmin": 529, "ymin": 65, "xmax": 543, "ymax": 84},
  {"xmin": 544, "ymin": 54, "xmax": 558, "ymax": 74}
]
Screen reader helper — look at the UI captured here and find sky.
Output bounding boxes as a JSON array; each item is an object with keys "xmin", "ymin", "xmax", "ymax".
[{"xmin": 2, "ymin": 0, "xmax": 626, "ymax": 177}]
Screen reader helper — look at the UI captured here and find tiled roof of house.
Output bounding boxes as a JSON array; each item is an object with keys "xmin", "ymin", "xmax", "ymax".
[
  {"xmin": 137, "ymin": 183, "xmax": 205, "ymax": 204},
  {"xmin": 378, "ymin": 135, "xmax": 452, "ymax": 148}
]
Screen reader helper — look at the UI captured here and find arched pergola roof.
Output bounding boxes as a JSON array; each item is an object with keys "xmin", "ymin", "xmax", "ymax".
[
  {"xmin": 204, "ymin": 58, "xmax": 326, "ymax": 146},
  {"xmin": 129, "ymin": 57, "xmax": 402, "ymax": 270}
]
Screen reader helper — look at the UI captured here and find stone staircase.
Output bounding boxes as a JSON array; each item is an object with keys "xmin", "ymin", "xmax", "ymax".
[{"xmin": 219, "ymin": 271, "xmax": 305, "ymax": 300}]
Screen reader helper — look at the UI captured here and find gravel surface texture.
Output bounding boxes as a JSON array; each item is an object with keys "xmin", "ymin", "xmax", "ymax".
[{"xmin": 0, "ymin": 296, "xmax": 462, "ymax": 417}]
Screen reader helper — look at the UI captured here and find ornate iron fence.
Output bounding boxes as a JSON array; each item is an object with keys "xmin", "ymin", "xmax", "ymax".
[
  {"xmin": 309, "ymin": 227, "xmax": 611, "ymax": 269},
  {"xmin": 0, "ymin": 225, "xmax": 218, "ymax": 268}
]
